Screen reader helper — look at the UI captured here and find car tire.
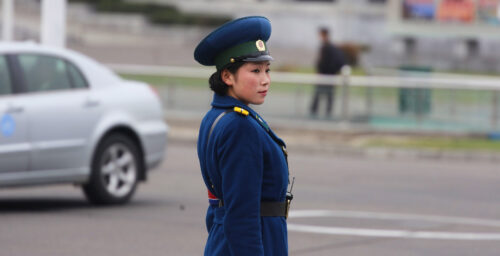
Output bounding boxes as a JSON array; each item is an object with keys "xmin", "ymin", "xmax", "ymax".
[{"xmin": 83, "ymin": 133, "xmax": 141, "ymax": 205}]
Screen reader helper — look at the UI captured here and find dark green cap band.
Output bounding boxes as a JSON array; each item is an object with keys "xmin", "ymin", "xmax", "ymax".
[{"xmin": 214, "ymin": 40, "xmax": 270, "ymax": 70}]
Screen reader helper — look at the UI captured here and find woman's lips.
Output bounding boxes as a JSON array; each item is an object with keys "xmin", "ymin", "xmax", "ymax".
[{"xmin": 259, "ymin": 90, "xmax": 268, "ymax": 96}]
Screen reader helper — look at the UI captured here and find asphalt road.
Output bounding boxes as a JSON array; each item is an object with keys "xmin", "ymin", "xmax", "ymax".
[{"xmin": 1, "ymin": 141, "xmax": 500, "ymax": 256}]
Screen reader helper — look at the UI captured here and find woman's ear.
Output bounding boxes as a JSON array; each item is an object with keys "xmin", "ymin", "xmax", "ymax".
[{"xmin": 221, "ymin": 69, "xmax": 234, "ymax": 87}]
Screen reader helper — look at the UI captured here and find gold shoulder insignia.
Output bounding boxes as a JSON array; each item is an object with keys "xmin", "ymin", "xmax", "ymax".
[{"xmin": 233, "ymin": 107, "xmax": 249, "ymax": 116}]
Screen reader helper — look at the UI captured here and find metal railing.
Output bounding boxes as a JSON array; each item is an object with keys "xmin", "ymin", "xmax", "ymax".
[{"xmin": 108, "ymin": 63, "xmax": 500, "ymax": 133}]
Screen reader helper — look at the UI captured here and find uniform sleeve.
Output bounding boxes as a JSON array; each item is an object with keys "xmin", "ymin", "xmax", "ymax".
[{"xmin": 217, "ymin": 117, "xmax": 264, "ymax": 256}]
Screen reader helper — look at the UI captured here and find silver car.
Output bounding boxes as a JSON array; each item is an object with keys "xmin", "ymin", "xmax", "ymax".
[{"xmin": 0, "ymin": 42, "xmax": 168, "ymax": 204}]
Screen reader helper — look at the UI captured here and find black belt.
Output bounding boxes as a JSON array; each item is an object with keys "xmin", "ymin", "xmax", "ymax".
[
  {"xmin": 211, "ymin": 199, "xmax": 290, "ymax": 218},
  {"xmin": 261, "ymin": 201, "xmax": 288, "ymax": 217}
]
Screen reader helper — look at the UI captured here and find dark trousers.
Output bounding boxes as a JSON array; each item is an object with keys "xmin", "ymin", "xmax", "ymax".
[{"xmin": 310, "ymin": 84, "xmax": 335, "ymax": 116}]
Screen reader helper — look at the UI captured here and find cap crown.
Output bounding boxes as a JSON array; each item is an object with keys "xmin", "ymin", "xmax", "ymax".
[{"xmin": 194, "ymin": 16, "xmax": 272, "ymax": 70}]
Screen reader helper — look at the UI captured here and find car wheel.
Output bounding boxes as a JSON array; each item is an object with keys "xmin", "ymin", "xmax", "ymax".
[{"xmin": 83, "ymin": 134, "xmax": 141, "ymax": 205}]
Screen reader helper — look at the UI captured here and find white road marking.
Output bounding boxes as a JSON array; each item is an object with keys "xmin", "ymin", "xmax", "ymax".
[
  {"xmin": 288, "ymin": 210, "xmax": 500, "ymax": 241},
  {"xmin": 289, "ymin": 210, "xmax": 500, "ymax": 228},
  {"xmin": 287, "ymin": 224, "xmax": 500, "ymax": 240}
]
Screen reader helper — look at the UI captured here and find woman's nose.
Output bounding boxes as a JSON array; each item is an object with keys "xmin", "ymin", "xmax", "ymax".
[{"xmin": 261, "ymin": 74, "xmax": 270, "ymax": 86}]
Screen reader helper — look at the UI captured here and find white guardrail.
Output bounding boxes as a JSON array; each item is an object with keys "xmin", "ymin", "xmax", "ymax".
[
  {"xmin": 107, "ymin": 64, "xmax": 500, "ymax": 91},
  {"xmin": 107, "ymin": 64, "xmax": 500, "ymax": 130}
]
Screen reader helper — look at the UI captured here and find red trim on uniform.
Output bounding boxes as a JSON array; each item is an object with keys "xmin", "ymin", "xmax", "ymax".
[{"xmin": 208, "ymin": 189, "xmax": 219, "ymax": 200}]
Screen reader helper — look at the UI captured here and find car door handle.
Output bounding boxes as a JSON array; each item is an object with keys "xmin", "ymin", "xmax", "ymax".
[
  {"xmin": 6, "ymin": 105, "xmax": 24, "ymax": 114},
  {"xmin": 84, "ymin": 99, "xmax": 100, "ymax": 108}
]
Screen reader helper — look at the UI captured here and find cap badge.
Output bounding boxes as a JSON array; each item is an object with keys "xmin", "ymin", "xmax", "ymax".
[{"xmin": 256, "ymin": 40, "xmax": 266, "ymax": 52}]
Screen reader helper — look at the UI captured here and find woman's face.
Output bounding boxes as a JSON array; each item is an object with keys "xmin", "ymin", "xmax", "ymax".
[{"xmin": 223, "ymin": 61, "xmax": 271, "ymax": 105}]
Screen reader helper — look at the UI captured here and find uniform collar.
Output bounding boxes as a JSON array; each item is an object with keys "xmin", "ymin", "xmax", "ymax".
[
  {"xmin": 211, "ymin": 93, "xmax": 257, "ymax": 115},
  {"xmin": 211, "ymin": 93, "xmax": 286, "ymax": 146}
]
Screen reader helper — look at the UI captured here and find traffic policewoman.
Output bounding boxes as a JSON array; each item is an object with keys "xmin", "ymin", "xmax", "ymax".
[{"xmin": 195, "ymin": 16, "xmax": 293, "ymax": 256}]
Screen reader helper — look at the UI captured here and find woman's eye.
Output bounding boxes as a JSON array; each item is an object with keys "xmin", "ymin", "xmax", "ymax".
[
  {"xmin": 252, "ymin": 69, "xmax": 260, "ymax": 73},
  {"xmin": 266, "ymin": 69, "xmax": 271, "ymax": 73}
]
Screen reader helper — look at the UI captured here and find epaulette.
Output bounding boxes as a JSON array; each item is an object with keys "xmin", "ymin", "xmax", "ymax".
[{"xmin": 233, "ymin": 106, "xmax": 249, "ymax": 116}]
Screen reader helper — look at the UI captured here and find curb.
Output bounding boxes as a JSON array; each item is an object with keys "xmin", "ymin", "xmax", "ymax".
[{"xmin": 165, "ymin": 113, "xmax": 500, "ymax": 163}]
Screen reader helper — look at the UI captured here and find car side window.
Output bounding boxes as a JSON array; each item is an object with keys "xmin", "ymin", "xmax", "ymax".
[
  {"xmin": 66, "ymin": 61, "xmax": 88, "ymax": 89},
  {"xmin": 0, "ymin": 56, "xmax": 12, "ymax": 96},
  {"xmin": 18, "ymin": 54, "xmax": 72, "ymax": 93}
]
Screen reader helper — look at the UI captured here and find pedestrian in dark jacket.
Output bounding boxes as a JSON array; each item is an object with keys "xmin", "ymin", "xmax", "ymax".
[
  {"xmin": 194, "ymin": 16, "xmax": 292, "ymax": 256},
  {"xmin": 310, "ymin": 27, "xmax": 346, "ymax": 118}
]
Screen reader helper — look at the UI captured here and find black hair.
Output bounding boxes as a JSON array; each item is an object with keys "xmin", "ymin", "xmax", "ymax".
[{"xmin": 209, "ymin": 61, "xmax": 246, "ymax": 95}]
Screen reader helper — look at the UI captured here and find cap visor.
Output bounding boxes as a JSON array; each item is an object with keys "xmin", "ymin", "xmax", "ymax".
[{"xmin": 243, "ymin": 54, "xmax": 273, "ymax": 62}]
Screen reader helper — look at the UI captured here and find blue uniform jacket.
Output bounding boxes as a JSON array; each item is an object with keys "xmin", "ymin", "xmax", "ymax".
[{"xmin": 197, "ymin": 94, "xmax": 289, "ymax": 256}]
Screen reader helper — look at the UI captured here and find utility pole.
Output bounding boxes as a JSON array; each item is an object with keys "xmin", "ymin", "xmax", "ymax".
[
  {"xmin": 41, "ymin": 0, "xmax": 67, "ymax": 47},
  {"xmin": 2, "ymin": 0, "xmax": 13, "ymax": 41}
]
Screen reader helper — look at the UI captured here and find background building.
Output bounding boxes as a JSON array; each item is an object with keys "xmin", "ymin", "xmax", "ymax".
[{"xmin": 2, "ymin": 0, "xmax": 499, "ymax": 72}]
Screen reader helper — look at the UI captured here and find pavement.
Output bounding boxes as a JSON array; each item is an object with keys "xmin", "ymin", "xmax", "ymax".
[{"xmin": 2, "ymin": 142, "xmax": 500, "ymax": 256}]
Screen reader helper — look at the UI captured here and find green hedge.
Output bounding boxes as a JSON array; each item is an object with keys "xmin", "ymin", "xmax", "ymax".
[{"xmin": 69, "ymin": 0, "xmax": 231, "ymax": 27}]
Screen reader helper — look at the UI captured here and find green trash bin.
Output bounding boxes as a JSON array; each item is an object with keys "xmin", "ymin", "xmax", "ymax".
[{"xmin": 398, "ymin": 66, "xmax": 432, "ymax": 115}]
